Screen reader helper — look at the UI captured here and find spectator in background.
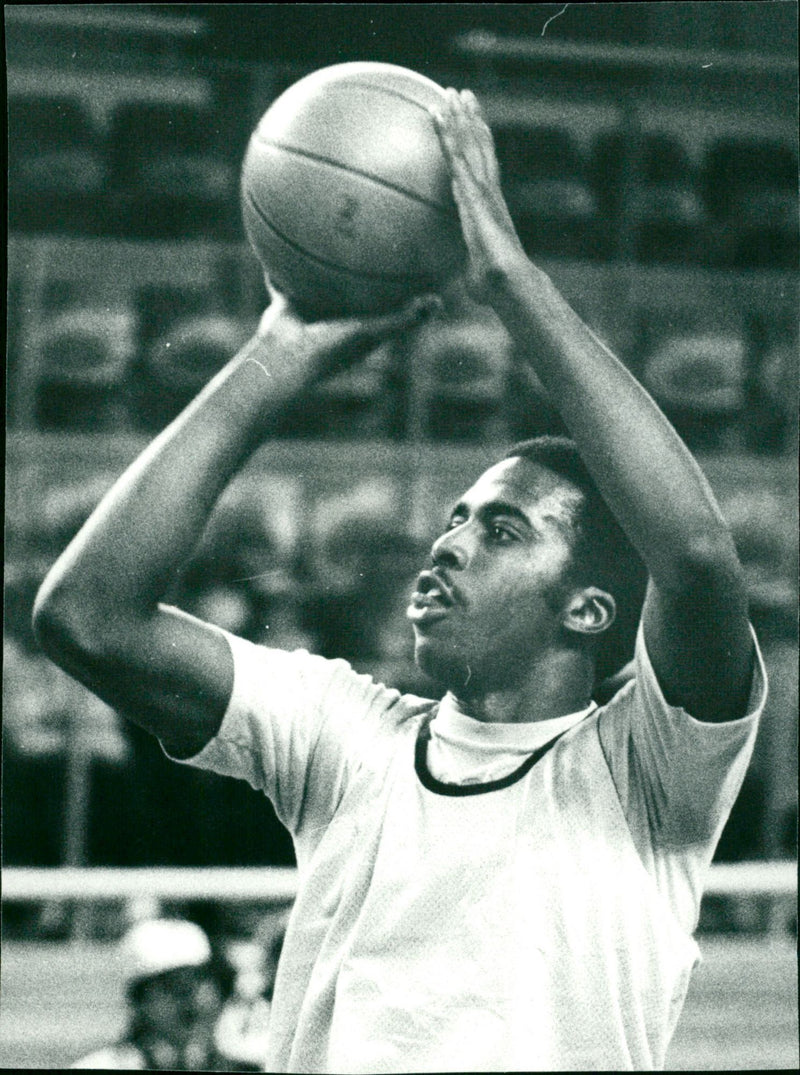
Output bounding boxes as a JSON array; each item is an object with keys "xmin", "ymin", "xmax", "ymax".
[
  {"xmin": 72, "ymin": 917, "xmax": 250, "ymax": 1071},
  {"xmin": 215, "ymin": 922, "xmax": 287, "ymax": 1070}
]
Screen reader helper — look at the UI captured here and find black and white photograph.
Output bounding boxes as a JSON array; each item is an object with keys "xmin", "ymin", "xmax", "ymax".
[{"xmin": 3, "ymin": 3, "xmax": 798, "ymax": 1070}]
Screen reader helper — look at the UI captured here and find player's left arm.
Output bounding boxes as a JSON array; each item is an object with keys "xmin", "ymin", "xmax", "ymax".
[{"xmin": 434, "ymin": 88, "xmax": 755, "ymax": 724}]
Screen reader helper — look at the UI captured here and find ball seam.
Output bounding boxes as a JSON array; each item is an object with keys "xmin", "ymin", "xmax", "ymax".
[
  {"xmin": 243, "ymin": 189, "xmax": 440, "ymax": 284},
  {"xmin": 247, "ymin": 143, "xmax": 458, "ymax": 219}
]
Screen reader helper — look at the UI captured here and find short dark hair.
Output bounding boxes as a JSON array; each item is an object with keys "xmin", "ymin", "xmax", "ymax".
[{"xmin": 503, "ymin": 436, "xmax": 647, "ymax": 684}]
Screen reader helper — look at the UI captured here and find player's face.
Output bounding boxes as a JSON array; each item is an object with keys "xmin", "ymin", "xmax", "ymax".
[
  {"xmin": 139, "ymin": 966, "xmax": 222, "ymax": 1046},
  {"xmin": 408, "ymin": 457, "xmax": 583, "ymax": 693}
]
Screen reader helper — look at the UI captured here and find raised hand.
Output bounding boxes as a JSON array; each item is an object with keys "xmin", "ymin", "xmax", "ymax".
[
  {"xmin": 257, "ymin": 284, "xmax": 442, "ymax": 379},
  {"xmin": 433, "ymin": 88, "xmax": 529, "ymax": 306}
]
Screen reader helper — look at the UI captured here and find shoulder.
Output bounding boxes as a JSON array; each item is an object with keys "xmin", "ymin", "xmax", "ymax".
[
  {"xmin": 205, "ymin": 633, "xmax": 436, "ymax": 769},
  {"xmin": 599, "ymin": 620, "xmax": 766, "ymax": 734},
  {"xmin": 225, "ymin": 634, "xmax": 433, "ymax": 720},
  {"xmin": 225, "ymin": 632, "xmax": 386, "ymax": 695},
  {"xmin": 595, "ymin": 621, "xmax": 766, "ymax": 850}
]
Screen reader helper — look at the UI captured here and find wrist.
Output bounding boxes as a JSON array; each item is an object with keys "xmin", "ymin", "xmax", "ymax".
[
  {"xmin": 491, "ymin": 257, "xmax": 551, "ymax": 310},
  {"xmin": 241, "ymin": 327, "xmax": 325, "ymax": 389},
  {"xmin": 488, "ymin": 262, "xmax": 572, "ymax": 345},
  {"xmin": 178, "ymin": 332, "xmax": 316, "ymax": 449}
]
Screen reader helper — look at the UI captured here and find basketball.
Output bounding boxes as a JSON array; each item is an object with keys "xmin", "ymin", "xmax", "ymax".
[{"xmin": 240, "ymin": 62, "xmax": 466, "ymax": 319}]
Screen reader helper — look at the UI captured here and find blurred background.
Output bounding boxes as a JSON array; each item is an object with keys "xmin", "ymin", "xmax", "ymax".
[{"xmin": 3, "ymin": 3, "xmax": 798, "ymax": 1069}]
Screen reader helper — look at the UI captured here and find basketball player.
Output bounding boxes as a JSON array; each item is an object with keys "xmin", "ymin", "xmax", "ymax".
[{"xmin": 35, "ymin": 89, "xmax": 766, "ymax": 1072}]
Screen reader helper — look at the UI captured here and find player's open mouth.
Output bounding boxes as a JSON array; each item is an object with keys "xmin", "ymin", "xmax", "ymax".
[
  {"xmin": 407, "ymin": 569, "xmax": 456, "ymax": 622},
  {"xmin": 415, "ymin": 568, "xmax": 456, "ymax": 603}
]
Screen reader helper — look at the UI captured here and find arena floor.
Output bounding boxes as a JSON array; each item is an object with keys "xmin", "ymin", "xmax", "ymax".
[{"xmin": 0, "ymin": 934, "xmax": 796, "ymax": 1069}]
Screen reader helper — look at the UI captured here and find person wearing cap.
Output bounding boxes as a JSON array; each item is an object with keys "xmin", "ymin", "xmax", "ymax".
[{"xmin": 72, "ymin": 918, "xmax": 235, "ymax": 1071}]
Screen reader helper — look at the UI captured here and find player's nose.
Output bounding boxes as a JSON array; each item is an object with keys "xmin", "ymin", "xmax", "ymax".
[{"xmin": 431, "ymin": 525, "xmax": 469, "ymax": 570}]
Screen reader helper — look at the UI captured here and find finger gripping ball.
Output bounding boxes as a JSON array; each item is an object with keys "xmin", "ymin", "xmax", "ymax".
[{"xmin": 241, "ymin": 62, "xmax": 465, "ymax": 318}]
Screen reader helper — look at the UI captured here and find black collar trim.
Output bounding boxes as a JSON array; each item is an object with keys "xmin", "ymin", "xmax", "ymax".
[{"xmin": 414, "ymin": 715, "xmax": 570, "ymax": 797}]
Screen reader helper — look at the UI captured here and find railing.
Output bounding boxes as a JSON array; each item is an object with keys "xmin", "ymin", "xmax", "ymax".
[
  {"xmin": 3, "ymin": 861, "xmax": 796, "ymax": 936},
  {"xmin": 2, "ymin": 866, "xmax": 299, "ymax": 904}
]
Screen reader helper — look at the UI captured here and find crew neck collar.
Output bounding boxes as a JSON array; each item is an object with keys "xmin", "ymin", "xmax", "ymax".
[{"xmin": 433, "ymin": 691, "xmax": 597, "ymax": 751}]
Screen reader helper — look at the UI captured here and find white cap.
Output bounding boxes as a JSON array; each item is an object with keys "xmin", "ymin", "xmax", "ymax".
[{"xmin": 120, "ymin": 919, "xmax": 212, "ymax": 984}]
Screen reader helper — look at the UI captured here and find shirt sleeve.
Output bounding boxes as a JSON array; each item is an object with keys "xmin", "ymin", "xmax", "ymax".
[
  {"xmin": 165, "ymin": 631, "xmax": 402, "ymax": 836},
  {"xmin": 597, "ymin": 622, "xmax": 767, "ymax": 930}
]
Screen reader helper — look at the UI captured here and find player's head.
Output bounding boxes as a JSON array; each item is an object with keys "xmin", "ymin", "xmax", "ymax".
[{"xmin": 408, "ymin": 435, "xmax": 646, "ymax": 694}]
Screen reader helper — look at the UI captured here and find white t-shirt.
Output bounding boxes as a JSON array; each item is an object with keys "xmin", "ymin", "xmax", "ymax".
[{"xmin": 173, "ymin": 623, "xmax": 765, "ymax": 1073}]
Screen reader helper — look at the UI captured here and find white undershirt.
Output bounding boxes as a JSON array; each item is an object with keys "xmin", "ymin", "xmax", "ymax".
[{"xmin": 427, "ymin": 692, "xmax": 598, "ymax": 785}]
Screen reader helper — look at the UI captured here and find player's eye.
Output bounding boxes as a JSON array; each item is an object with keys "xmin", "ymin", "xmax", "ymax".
[{"xmin": 487, "ymin": 521, "xmax": 517, "ymax": 543}]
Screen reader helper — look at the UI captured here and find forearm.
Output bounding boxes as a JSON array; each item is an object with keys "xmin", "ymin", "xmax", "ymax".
[
  {"xmin": 34, "ymin": 330, "xmax": 321, "ymax": 636},
  {"xmin": 493, "ymin": 261, "xmax": 739, "ymax": 587}
]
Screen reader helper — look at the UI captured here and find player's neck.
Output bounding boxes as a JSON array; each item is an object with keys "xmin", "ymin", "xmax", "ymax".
[{"xmin": 452, "ymin": 648, "xmax": 594, "ymax": 725}]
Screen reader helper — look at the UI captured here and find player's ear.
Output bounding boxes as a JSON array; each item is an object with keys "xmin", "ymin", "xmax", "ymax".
[{"xmin": 562, "ymin": 586, "xmax": 616, "ymax": 637}]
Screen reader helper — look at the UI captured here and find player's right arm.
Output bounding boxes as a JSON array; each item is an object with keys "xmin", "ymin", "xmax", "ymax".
[{"xmin": 33, "ymin": 292, "xmax": 435, "ymax": 759}]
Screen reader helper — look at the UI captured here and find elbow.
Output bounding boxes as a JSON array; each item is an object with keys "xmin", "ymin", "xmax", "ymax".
[
  {"xmin": 32, "ymin": 573, "xmax": 112, "ymax": 671},
  {"xmin": 686, "ymin": 526, "xmax": 743, "ymax": 577},
  {"xmin": 32, "ymin": 576, "xmax": 81, "ymax": 667},
  {"xmin": 33, "ymin": 565, "xmax": 154, "ymax": 678},
  {"xmin": 662, "ymin": 526, "xmax": 747, "ymax": 602}
]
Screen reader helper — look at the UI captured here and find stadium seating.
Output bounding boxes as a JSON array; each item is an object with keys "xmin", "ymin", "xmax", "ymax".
[
  {"xmin": 131, "ymin": 312, "xmax": 252, "ymax": 431},
  {"xmin": 106, "ymin": 102, "xmax": 240, "ymax": 237},
  {"xmin": 412, "ymin": 321, "xmax": 512, "ymax": 442},
  {"xmin": 588, "ymin": 130, "xmax": 704, "ymax": 262},
  {"xmin": 495, "ymin": 125, "xmax": 600, "ymax": 259},
  {"xmin": 701, "ymin": 138, "xmax": 798, "ymax": 268},
  {"xmin": 641, "ymin": 329, "xmax": 747, "ymax": 450},
  {"xmin": 33, "ymin": 308, "xmax": 135, "ymax": 430},
  {"xmin": 8, "ymin": 95, "xmax": 106, "ymax": 234},
  {"xmin": 297, "ymin": 343, "xmax": 398, "ymax": 439},
  {"xmin": 629, "ymin": 134, "xmax": 704, "ymax": 262},
  {"xmin": 746, "ymin": 333, "xmax": 799, "ymax": 454}
]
